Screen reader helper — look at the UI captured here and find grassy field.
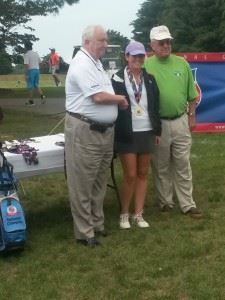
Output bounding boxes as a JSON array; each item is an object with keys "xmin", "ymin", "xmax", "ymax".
[
  {"xmin": 0, "ymin": 74, "xmax": 67, "ymax": 99},
  {"xmin": 0, "ymin": 74, "xmax": 66, "ymax": 89},
  {"xmin": 0, "ymin": 109, "xmax": 225, "ymax": 299}
]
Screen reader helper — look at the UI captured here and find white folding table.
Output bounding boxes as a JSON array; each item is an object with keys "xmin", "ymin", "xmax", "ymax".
[
  {"xmin": 3, "ymin": 133, "xmax": 120, "ymax": 201},
  {"xmin": 4, "ymin": 134, "xmax": 65, "ymax": 178}
]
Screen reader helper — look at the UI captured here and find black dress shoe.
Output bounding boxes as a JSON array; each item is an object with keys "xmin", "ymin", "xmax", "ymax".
[
  {"xmin": 95, "ymin": 230, "xmax": 108, "ymax": 237},
  {"xmin": 160, "ymin": 205, "xmax": 173, "ymax": 212},
  {"xmin": 76, "ymin": 237, "xmax": 101, "ymax": 247}
]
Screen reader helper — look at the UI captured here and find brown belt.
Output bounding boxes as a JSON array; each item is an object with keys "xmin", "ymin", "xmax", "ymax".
[
  {"xmin": 161, "ymin": 112, "xmax": 185, "ymax": 120},
  {"xmin": 67, "ymin": 111, "xmax": 114, "ymax": 133}
]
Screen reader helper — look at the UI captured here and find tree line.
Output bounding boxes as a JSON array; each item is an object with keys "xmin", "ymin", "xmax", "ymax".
[
  {"xmin": 0, "ymin": 0, "xmax": 79, "ymax": 74},
  {"xmin": 131, "ymin": 0, "xmax": 225, "ymax": 52},
  {"xmin": 1, "ymin": 0, "xmax": 225, "ymax": 74}
]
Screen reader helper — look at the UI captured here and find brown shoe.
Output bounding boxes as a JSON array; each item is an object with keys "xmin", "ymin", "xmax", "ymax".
[{"xmin": 184, "ymin": 207, "xmax": 203, "ymax": 218}]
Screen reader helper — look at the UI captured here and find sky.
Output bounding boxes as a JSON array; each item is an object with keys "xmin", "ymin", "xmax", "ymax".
[{"xmin": 27, "ymin": 0, "xmax": 144, "ymax": 63}]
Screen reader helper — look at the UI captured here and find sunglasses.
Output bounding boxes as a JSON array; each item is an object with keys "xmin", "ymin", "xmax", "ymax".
[
  {"xmin": 158, "ymin": 39, "xmax": 172, "ymax": 46},
  {"xmin": 132, "ymin": 54, "xmax": 145, "ymax": 58},
  {"xmin": 127, "ymin": 53, "xmax": 145, "ymax": 58}
]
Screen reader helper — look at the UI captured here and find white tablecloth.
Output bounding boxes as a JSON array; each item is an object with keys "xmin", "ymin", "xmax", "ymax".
[{"xmin": 4, "ymin": 134, "xmax": 65, "ymax": 178}]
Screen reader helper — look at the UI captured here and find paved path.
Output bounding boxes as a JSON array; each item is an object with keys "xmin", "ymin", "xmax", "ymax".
[{"xmin": 0, "ymin": 98, "xmax": 65, "ymax": 115}]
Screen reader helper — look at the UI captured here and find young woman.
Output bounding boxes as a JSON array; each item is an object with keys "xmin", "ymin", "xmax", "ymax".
[{"xmin": 112, "ymin": 41, "xmax": 161, "ymax": 229}]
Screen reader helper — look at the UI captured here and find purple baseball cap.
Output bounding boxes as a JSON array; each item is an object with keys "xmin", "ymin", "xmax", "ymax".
[{"xmin": 125, "ymin": 41, "xmax": 146, "ymax": 55}]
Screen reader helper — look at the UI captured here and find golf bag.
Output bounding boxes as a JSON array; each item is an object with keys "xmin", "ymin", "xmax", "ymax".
[
  {"xmin": 0, "ymin": 149, "xmax": 26, "ymax": 251},
  {"xmin": 0, "ymin": 148, "xmax": 18, "ymax": 194}
]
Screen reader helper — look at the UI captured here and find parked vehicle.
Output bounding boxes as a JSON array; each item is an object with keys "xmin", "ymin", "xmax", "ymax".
[{"xmin": 72, "ymin": 45, "xmax": 123, "ymax": 77}]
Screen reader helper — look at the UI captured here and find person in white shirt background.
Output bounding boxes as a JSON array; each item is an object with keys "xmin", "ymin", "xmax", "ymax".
[{"xmin": 23, "ymin": 41, "xmax": 46, "ymax": 106}]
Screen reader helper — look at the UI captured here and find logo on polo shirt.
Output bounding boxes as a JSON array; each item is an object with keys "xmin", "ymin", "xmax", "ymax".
[
  {"xmin": 91, "ymin": 84, "xmax": 100, "ymax": 89},
  {"xmin": 174, "ymin": 71, "xmax": 182, "ymax": 77}
]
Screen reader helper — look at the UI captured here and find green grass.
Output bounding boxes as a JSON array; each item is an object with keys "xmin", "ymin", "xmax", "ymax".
[
  {"xmin": 0, "ymin": 87, "xmax": 66, "ymax": 99},
  {"xmin": 1, "ymin": 109, "xmax": 225, "ymax": 300},
  {"xmin": 0, "ymin": 74, "xmax": 66, "ymax": 88},
  {"xmin": 0, "ymin": 74, "xmax": 66, "ymax": 98}
]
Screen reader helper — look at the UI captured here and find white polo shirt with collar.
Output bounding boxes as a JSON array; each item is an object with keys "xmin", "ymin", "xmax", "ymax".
[{"xmin": 65, "ymin": 47, "xmax": 118, "ymax": 123}]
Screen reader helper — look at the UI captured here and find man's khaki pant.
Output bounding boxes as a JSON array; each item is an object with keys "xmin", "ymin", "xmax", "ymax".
[
  {"xmin": 152, "ymin": 114, "xmax": 196, "ymax": 213},
  {"xmin": 65, "ymin": 114, "xmax": 114, "ymax": 240}
]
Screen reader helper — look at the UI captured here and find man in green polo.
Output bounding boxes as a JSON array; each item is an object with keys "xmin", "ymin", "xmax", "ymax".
[{"xmin": 144, "ymin": 25, "xmax": 202, "ymax": 217}]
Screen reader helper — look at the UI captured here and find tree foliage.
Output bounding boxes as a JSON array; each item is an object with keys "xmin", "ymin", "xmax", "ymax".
[
  {"xmin": 0, "ymin": 0, "xmax": 79, "ymax": 73},
  {"xmin": 131, "ymin": 0, "xmax": 225, "ymax": 52},
  {"xmin": 131, "ymin": 0, "xmax": 166, "ymax": 49},
  {"xmin": 0, "ymin": 51, "xmax": 13, "ymax": 74},
  {"xmin": 107, "ymin": 30, "xmax": 129, "ymax": 51}
]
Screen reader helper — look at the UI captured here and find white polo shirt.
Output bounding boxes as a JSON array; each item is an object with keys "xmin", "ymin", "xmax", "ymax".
[
  {"xmin": 24, "ymin": 50, "xmax": 41, "ymax": 70},
  {"xmin": 65, "ymin": 48, "xmax": 118, "ymax": 123}
]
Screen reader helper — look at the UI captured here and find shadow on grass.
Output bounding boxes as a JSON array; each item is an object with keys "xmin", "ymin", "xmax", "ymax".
[{"xmin": 26, "ymin": 201, "xmax": 71, "ymax": 229}]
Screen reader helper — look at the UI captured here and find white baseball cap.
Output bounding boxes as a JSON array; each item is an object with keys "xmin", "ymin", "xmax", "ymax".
[{"xmin": 150, "ymin": 25, "xmax": 173, "ymax": 41}]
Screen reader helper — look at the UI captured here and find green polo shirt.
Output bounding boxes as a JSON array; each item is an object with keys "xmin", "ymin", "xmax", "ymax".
[{"xmin": 144, "ymin": 54, "xmax": 198, "ymax": 117}]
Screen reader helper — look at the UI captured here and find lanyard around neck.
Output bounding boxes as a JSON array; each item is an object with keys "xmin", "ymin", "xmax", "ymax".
[
  {"xmin": 80, "ymin": 49, "xmax": 102, "ymax": 71},
  {"xmin": 126, "ymin": 66, "xmax": 143, "ymax": 104}
]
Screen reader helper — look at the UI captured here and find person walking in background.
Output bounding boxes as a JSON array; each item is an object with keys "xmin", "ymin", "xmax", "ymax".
[
  {"xmin": 65, "ymin": 25, "xmax": 128, "ymax": 247},
  {"xmin": 111, "ymin": 41, "xmax": 161, "ymax": 229},
  {"xmin": 144, "ymin": 25, "xmax": 202, "ymax": 218},
  {"xmin": 49, "ymin": 48, "xmax": 61, "ymax": 87},
  {"xmin": 23, "ymin": 41, "xmax": 46, "ymax": 106}
]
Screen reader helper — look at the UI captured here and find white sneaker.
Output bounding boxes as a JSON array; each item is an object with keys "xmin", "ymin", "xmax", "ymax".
[
  {"xmin": 41, "ymin": 95, "xmax": 46, "ymax": 104},
  {"xmin": 119, "ymin": 213, "xmax": 131, "ymax": 229},
  {"xmin": 133, "ymin": 214, "xmax": 149, "ymax": 228}
]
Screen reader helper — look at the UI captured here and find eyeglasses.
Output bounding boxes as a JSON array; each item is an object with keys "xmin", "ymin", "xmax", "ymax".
[
  {"xmin": 158, "ymin": 39, "xmax": 172, "ymax": 46},
  {"xmin": 126, "ymin": 54, "xmax": 145, "ymax": 58}
]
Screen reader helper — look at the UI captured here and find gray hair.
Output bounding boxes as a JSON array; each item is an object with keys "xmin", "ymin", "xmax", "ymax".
[{"xmin": 81, "ymin": 25, "xmax": 105, "ymax": 46}]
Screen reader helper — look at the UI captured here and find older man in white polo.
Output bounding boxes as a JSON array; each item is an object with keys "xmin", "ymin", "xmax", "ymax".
[{"xmin": 65, "ymin": 25, "xmax": 128, "ymax": 247}]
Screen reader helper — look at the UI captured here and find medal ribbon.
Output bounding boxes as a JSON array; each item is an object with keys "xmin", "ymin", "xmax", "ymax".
[{"xmin": 126, "ymin": 66, "xmax": 143, "ymax": 103}]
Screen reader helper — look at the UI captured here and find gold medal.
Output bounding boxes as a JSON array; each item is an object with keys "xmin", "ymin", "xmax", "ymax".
[{"xmin": 135, "ymin": 105, "xmax": 143, "ymax": 116}]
